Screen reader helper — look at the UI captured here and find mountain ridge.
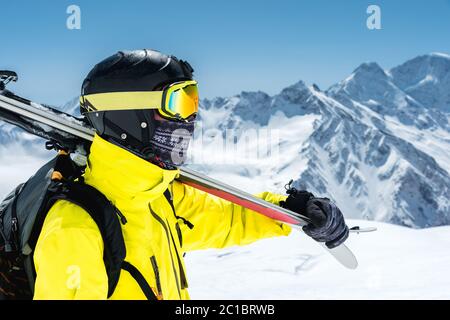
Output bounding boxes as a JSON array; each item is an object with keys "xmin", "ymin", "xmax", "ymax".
[
  {"xmin": 194, "ymin": 53, "xmax": 450, "ymax": 228},
  {"xmin": 1, "ymin": 53, "xmax": 449, "ymax": 228}
]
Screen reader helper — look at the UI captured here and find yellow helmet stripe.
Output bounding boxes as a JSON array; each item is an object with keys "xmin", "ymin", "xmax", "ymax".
[{"xmin": 81, "ymin": 91, "xmax": 163, "ymax": 111}]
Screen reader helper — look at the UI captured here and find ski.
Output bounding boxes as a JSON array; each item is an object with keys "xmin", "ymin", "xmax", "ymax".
[
  {"xmin": 0, "ymin": 72, "xmax": 359, "ymax": 269},
  {"xmin": 349, "ymin": 226, "xmax": 377, "ymax": 233}
]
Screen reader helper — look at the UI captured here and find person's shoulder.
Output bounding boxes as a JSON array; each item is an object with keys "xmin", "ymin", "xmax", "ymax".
[
  {"xmin": 34, "ymin": 199, "xmax": 104, "ymax": 264},
  {"xmin": 42, "ymin": 199, "xmax": 101, "ymax": 235}
]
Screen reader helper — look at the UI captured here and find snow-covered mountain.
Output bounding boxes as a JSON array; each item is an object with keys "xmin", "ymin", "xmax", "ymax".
[
  {"xmin": 1, "ymin": 53, "xmax": 449, "ymax": 228},
  {"xmin": 190, "ymin": 53, "xmax": 450, "ymax": 228},
  {"xmin": 390, "ymin": 53, "xmax": 450, "ymax": 113}
]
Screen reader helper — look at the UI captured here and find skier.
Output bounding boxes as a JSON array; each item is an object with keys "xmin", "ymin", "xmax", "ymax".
[{"xmin": 32, "ymin": 49, "xmax": 349, "ymax": 299}]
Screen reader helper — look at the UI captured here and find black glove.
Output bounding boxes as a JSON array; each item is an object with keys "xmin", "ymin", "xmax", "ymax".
[{"xmin": 280, "ymin": 183, "xmax": 349, "ymax": 249}]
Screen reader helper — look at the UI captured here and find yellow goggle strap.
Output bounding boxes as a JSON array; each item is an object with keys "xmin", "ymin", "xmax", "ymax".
[{"xmin": 81, "ymin": 91, "xmax": 163, "ymax": 112}]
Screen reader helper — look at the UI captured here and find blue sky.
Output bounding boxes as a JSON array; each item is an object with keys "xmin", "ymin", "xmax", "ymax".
[{"xmin": 1, "ymin": 0, "xmax": 450, "ymax": 106}]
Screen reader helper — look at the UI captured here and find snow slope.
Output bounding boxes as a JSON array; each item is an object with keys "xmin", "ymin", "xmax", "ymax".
[{"xmin": 185, "ymin": 219, "xmax": 450, "ymax": 299}]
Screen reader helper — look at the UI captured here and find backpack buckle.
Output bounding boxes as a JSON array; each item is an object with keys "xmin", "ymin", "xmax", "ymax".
[{"xmin": 11, "ymin": 217, "xmax": 18, "ymax": 232}]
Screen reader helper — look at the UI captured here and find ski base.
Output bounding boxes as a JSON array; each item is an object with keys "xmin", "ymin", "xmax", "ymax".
[{"xmin": 321, "ymin": 243, "xmax": 358, "ymax": 269}]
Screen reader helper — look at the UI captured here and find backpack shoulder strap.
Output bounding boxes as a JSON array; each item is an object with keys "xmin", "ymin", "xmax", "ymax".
[{"xmin": 121, "ymin": 261, "xmax": 157, "ymax": 300}]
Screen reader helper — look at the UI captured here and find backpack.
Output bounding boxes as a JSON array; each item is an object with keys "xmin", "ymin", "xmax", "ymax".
[{"xmin": 0, "ymin": 151, "xmax": 157, "ymax": 300}]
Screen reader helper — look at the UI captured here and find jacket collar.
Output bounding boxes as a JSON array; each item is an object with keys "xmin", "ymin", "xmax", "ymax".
[{"xmin": 83, "ymin": 134, "xmax": 179, "ymax": 203}]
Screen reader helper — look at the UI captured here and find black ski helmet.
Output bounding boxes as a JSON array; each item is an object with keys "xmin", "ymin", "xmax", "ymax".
[{"xmin": 80, "ymin": 49, "xmax": 196, "ymax": 168}]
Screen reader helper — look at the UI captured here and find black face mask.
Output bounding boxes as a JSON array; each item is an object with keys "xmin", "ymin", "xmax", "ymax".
[
  {"xmin": 148, "ymin": 117, "xmax": 195, "ymax": 168},
  {"xmin": 90, "ymin": 109, "xmax": 195, "ymax": 169}
]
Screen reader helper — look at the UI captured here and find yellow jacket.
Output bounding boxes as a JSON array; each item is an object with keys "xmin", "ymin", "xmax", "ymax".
[{"xmin": 33, "ymin": 135, "xmax": 291, "ymax": 300}]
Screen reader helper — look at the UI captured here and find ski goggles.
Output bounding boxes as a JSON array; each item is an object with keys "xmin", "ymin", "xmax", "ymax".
[{"xmin": 80, "ymin": 80, "xmax": 199, "ymax": 121}]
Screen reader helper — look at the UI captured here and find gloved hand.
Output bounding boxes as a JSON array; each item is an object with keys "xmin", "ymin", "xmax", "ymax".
[{"xmin": 280, "ymin": 183, "xmax": 349, "ymax": 249}]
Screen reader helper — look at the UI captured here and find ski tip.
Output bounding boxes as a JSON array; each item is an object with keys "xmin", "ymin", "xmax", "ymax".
[
  {"xmin": 345, "ymin": 258, "xmax": 358, "ymax": 270},
  {"xmin": 323, "ymin": 243, "xmax": 359, "ymax": 270},
  {"xmin": 349, "ymin": 226, "xmax": 377, "ymax": 233}
]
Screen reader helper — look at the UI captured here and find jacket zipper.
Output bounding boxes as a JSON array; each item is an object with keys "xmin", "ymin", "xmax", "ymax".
[
  {"xmin": 164, "ymin": 188, "xmax": 194, "ymax": 233},
  {"xmin": 165, "ymin": 218, "xmax": 188, "ymax": 289},
  {"xmin": 150, "ymin": 256, "xmax": 163, "ymax": 299},
  {"xmin": 175, "ymin": 223, "xmax": 183, "ymax": 247},
  {"xmin": 148, "ymin": 205, "xmax": 182, "ymax": 298},
  {"xmin": 163, "ymin": 189, "xmax": 189, "ymax": 288}
]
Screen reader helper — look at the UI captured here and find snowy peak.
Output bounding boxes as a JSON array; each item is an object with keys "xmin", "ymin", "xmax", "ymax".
[
  {"xmin": 328, "ymin": 61, "xmax": 409, "ymax": 116},
  {"xmin": 329, "ymin": 62, "xmax": 388, "ymax": 93},
  {"xmin": 430, "ymin": 52, "xmax": 450, "ymax": 59},
  {"xmin": 353, "ymin": 62, "xmax": 388, "ymax": 80},
  {"xmin": 327, "ymin": 53, "xmax": 450, "ymax": 129},
  {"xmin": 328, "ymin": 61, "xmax": 392, "ymax": 98},
  {"xmin": 280, "ymin": 80, "xmax": 310, "ymax": 94},
  {"xmin": 198, "ymin": 81, "xmax": 321, "ymax": 126},
  {"xmin": 277, "ymin": 80, "xmax": 316, "ymax": 105},
  {"xmin": 390, "ymin": 53, "xmax": 450, "ymax": 112},
  {"xmin": 236, "ymin": 90, "xmax": 271, "ymax": 110},
  {"xmin": 232, "ymin": 90, "xmax": 273, "ymax": 125},
  {"xmin": 390, "ymin": 53, "xmax": 450, "ymax": 88}
]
